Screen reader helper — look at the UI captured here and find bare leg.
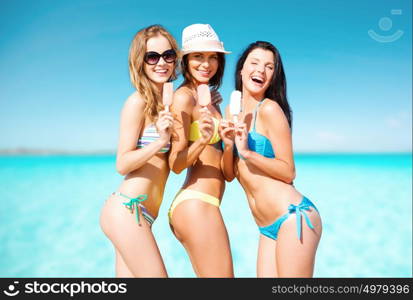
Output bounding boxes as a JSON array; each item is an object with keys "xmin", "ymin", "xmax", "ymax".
[
  {"xmin": 257, "ymin": 234, "xmax": 278, "ymax": 277},
  {"xmin": 100, "ymin": 196, "xmax": 167, "ymax": 278},
  {"xmin": 170, "ymin": 199, "xmax": 234, "ymax": 277},
  {"xmin": 275, "ymin": 209, "xmax": 322, "ymax": 277},
  {"xmin": 115, "ymin": 248, "xmax": 134, "ymax": 277}
]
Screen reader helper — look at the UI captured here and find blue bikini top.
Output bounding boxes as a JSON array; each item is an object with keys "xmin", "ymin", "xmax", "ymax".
[{"xmin": 236, "ymin": 99, "xmax": 275, "ymax": 158}]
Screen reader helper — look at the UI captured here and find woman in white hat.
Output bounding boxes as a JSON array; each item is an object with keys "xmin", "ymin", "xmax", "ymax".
[
  {"xmin": 168, "ymin": 24, "xmax": 234, "ymax": 277},
  {"xmin": 100, "ymin": 25, "xmax": 177, "ymax": 277}
]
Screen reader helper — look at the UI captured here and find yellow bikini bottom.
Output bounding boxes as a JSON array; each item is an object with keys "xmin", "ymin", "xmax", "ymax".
[{"xmin": 168, "ymin": 189, "xmax": 220, "ymax": 222}]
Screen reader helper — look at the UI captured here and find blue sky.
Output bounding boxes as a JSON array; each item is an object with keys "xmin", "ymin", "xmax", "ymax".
[{"xmin": 0, "ymin": 0, "xmax": 411, "ymax": 152}]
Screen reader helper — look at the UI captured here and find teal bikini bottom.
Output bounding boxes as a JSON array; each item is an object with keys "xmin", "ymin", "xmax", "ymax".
[
  {"xmin": 258, "ymin": 196, "xmax": 319, "ymax": 240},
  {"xmin": 112, "ymin": 192, "xmax": 155, "ymax": 226}
]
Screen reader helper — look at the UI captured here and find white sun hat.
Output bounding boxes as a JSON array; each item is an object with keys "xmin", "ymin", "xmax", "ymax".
[{"xmin": 181, "ymin": 24, "xmax": 231, "ymax": 55}]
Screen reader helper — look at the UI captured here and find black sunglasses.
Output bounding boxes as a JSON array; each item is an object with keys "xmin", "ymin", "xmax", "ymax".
[{"xmin": 144, "ymin": 49, "xmax": 177, "ymax": 65}]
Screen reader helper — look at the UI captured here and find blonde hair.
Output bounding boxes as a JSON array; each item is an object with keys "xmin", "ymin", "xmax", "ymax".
[{"xmin": 129, "ymin": 25, "xmax": 179, "ymax": 121}]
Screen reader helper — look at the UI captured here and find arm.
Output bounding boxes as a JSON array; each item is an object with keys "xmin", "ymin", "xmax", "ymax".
[
  {"xmin": 168, "ymin": 89, "xmax": 214, "ymax": 174},
  {"xmin": 116, "ymin": 93, "xmax": 172, "ymax": 176},
  {"xmin": 220, "ymin": 106, "xmax": 236, "ymax": 181},
  {"xmin": 236, "ymin": 101, "xmax": 295, "ymax": 183}
]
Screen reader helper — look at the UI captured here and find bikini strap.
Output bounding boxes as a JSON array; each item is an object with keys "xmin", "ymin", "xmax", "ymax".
[
  {"xmin": 252, "ymin": 99, "xmax": 265, "ymax": 131},
  {"xmin": 113, "ymin": 192, "xmax": 148, "ymax": 226}
]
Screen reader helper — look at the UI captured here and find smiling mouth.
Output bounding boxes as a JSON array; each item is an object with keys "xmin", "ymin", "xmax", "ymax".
[
  {"xmin": 251, "ymin": 76, "xmax": 264, "ymax": 84},
  {"xmin": 198, "ymin": 70, "xmax": 210, "ymax": 77},
  {"xmin": 155, "ymin": 69, "xmax": 168, "ymax": 75}
]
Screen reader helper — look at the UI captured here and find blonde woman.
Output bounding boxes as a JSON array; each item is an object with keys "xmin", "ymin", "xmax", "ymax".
[
  {"xmin": 168, "ymin": 24, "xmax": 233, "ymax": 277},
  {"xmin": 221, "ymin": 41, "xmax": 322, "ymax": 277},
  {"xmin": 100, "ymin": 25, "xmax": 178, "ymax": 277}
]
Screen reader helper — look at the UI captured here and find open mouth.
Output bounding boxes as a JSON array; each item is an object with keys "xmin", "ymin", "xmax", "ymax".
[
  {"xmin": 198, "ymin": 70, "xmax": 210, "ymax": 77},
  {"xmin": 251, "ymin": 76, "xmax": 264, "ymax": 84}
]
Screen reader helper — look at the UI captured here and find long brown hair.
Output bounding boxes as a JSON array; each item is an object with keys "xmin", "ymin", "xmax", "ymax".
[
  {"xmin": 235, "ymin": 41, "xmax": 292, "ymax": 128},
  {"xmin": 129, "ymin": 25, "xmax": 179, "ymax": 121}
]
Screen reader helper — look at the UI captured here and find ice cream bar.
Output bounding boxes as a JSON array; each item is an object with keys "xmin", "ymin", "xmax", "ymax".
[
  {"xmin": 163, "ymin": 82, "xmax": 173, "ymax": 111},
  {"xmin": 229, "ymin": 90, "xmax": 242, "ymax": 122},
  {"xmin": 197, "ymin": 84, "xmax": 211, "ymax": 107}
]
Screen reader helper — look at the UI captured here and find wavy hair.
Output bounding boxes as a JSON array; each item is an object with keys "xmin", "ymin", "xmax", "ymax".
[{"xmin": 129, "ymin": 24, "xmax": 179, "ymax": 121}]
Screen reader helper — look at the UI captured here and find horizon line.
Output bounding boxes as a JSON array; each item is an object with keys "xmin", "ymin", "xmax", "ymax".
[{"xmin": 0, "ymin": 148, "xmax": 411, "ymax": 156}]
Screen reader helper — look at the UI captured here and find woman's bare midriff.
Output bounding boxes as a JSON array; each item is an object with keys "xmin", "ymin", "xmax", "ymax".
[
  {"xmin": 116, "ymin": 153, "xmax": 170, "ymax": 218},
  {"xmin": 235, "ymin": 158, "xmax": 302, "ymax": 227},
  {"xmin": 182, "ymin": 143, "xmax": 225, "ymax": 200}
]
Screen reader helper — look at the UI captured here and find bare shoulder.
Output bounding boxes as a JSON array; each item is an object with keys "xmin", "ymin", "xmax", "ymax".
[
  {"xmin": 173, "ymin": 86, "xmax": 195, "ymax": 110},
  {"xmin": 261, "ymin": 98, "xmax": 287, "ymax": 121},
  {"xmin": 119, "ymin": 91, "xmax": 146, "ymax": 128},
  {"xmin": 123, "ymin": 91, "xmax": 146, "ymax": 112},
  {"xmin": 175, "ymin": 86, "xmax": 194, "ymax": 100},
  {"xmin": 261, "ymin": 98, "xmax": 283, "ymax": 114}
]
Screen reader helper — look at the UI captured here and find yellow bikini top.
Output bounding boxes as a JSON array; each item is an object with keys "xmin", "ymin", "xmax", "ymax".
[{"xmin": 189, "ymin": 117, "xmax": 221, "ymax": 144}]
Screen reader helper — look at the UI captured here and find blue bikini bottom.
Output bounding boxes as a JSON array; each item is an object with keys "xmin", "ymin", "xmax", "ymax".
[{"xmin": 258, "ymin": 196, "xmax": 319, "ymax": 240}]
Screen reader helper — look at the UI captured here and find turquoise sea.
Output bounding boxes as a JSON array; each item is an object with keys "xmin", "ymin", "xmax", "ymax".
[{"xmin": 0, "ymin": 154, "xmax": 411, "ymax": 277}]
